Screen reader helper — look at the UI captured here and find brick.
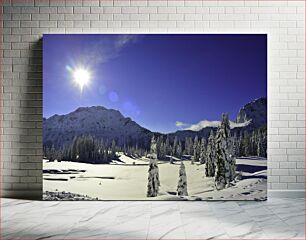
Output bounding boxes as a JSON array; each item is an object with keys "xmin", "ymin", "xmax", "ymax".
[
  {"xmin": 65, "ymin": 14, "xmax": 83, "ymax": 20},
  {"xmin": 158, "ymin": 7, "xmax": 176, "ymax": 14},
  {"xmin": 83, "ymin": 0, "xmax": 99, "ymax": 6},
  {"xmin": 83, "ymin": 13, "xmax": 99, "ymax": 20},
  {"xmin": 57, "ymin": 6, "xmax": 73, "ymax": 14},
  {"xmin": 139, "ymin": 6, "xmax": 157, "ymax": 13},
  {"xmin": 49, "ymin": 0, "xmax": 65, "ymax": 6},
  {"xmin": 130, "ymin": 14, "xmax": 149, "ymax": 21},
  {"xmin": 39, "ymin": 21, "xmax": 57, "ymax": 28},
  {"xmin": 31, "ymin": 14, "xmax": 49, "ymax": 20},
  {"xmin": 21, "ymin": 21, "xmax": 39, "ymax": 28},
  {"xmin": 74, "ymin": 21, "xmax": 90, "ymax": 28},
  {"xmin": 50, "ymin": 14, "xmax": 65, "ymax": 20},
  {"xmin": 58, "ymin": 21, "xmax": 73, "ymax": 28},
  {"xmin": 74, "ymin": 7, "xmax": 90, "ymax": 14},
  {"xmin": 148, "ymin": 0, "xmax": 167, "ymax": 7},
  {"xmin": 150, "ymin": 13, "xmax": 168, "ymax": 21},
  {"xmin": 176, "ymin": 7, "xmax": 196, "ymax": 14},
  {"xmin": 65, "ymin": 0, "xmax": 82, "ymax": 6},
  {"xmin": 21, "ymin": 6, "xmax": 39, "ymax": 13},
  {"xmin": 39, "ymin": 7, "xmax": 57, "ymax": 14},
  {"xmin": 103, "ymin": 7, "xmax": 121, "ymax": 14},
  {"xmin": 12, "ymin": 14, "xmax": 31, "ymax": 20},
  {"xmin": 121, "ymin": 7, "xmax": 138, "ymax": 14},
  {"xmin": 280, "ymin": 176, "xmax": 296, "ymax": 183},
  {"xmin": 90, "ymin": 21, "xmax": 108, "ymax": 28}
]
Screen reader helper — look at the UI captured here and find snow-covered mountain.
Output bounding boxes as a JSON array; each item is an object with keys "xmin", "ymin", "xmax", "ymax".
[
  {"xmin": 43, "ymin": 106, "xmax": 153, "ymax": 148},
  {"xmin": 43, "ymin": 97, "xmax": 267, "ymax": 148},
  {"xmin": 170, "ymin": 97, "xmax": 266, "ymax": 141},
  {"xmin": 236, "ymin": 97, "xmax": 267, "ymax": 130}
]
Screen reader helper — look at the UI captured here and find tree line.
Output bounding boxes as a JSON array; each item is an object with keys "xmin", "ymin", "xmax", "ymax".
[
  {"xmin": 44, "ymin": 136, "xmax": 118, "ymax": 164},
  {"xmin": 44, "ymin": 120, "xmax": 267, "ymax": 165}
]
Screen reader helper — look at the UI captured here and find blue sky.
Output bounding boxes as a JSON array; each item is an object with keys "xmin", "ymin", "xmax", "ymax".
[{"xmin": 43, "ymin": 34, "xmax": 267, "ymax": 133}]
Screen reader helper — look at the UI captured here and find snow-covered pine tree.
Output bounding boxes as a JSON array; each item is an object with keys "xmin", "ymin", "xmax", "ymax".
[
  {"xmin": 262, "ymin": 128, "xmax": 267, "ymax": 157},
  {"xmin": 238, "ymin": 132, "xmax": 243, "ymax": 157},
  {"xmin": 160, "ymin": 142, "xmax": 166, "ymax": 160},
  {"xmin": 193, "ymin": 136, "xmax": 200, "ymax": 162},
  {"xmin": 227, "ymin": 135, "xmax": 236, "ymax": 183},
  {"xmin": 156, "ymin": 136, "xmax": 162, "ymax": 159},
  {"xmin": 147, "ymin": 158, "xmax": 160, "ymax": 197},
  {"xmin": 176, "ymin": 141, "xmax": 182, "ymax": 159},
  {"xmin": 150, "ymin": 135, "xmax": 157, "ymax": 159},
  {"xmin": 165, "ymin": 136, "xmax": 171, "ymax": 155},
  {"xmin": 251, "ymin": 131, "xmax": 256, "ymax": 156},
  {"xmin": 199, "ymin": 137, "xmax": 206, "ymax": 164},
  {"xmin": 257, "ymin": 130, "xmax": 262, "ymax": 157},
  {"xmin": 232, "ymin": 132, "xmax": 240, "ymax": 157},
  {"xmin": 214, "ymin": 113, "xmax": 236, "ymax": 190},
  {"xmin": 205, "ymin": 130, "xmax": 216, "ymax": 177},
  {"xmin": 173, "ymin": 136, "xmax": 178, "ymax": 157},
  {"xmin": 111, "ymin": 139, "xmax": 116, "ymax": 159},
  {"xmin": 242, "ymin": 131, "xmax": 250, "ymax": 156},
  {"xmin": 177, "ymin": 161, "xmax": 188, "ymax": 196},
  {"xmin": 184, "ymin": 137, "xmax": 189, "ymax": 155},
  {"xmin": 257, "ymin": 129, "xmax": 267, "ymax": 157},
  {"xmin": 184, "ymin": 137, "xmax": 192, "ymax": 155}
]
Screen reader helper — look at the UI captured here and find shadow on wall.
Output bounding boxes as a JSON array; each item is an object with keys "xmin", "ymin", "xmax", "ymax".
[{"xmin": 6, "ymin": 39, "xmax": 43, "ymax": 200}]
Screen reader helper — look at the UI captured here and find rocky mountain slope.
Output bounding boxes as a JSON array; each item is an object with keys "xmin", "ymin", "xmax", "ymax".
[
  {"xmin": 43, "ymin": 97, "xmax": 267, "ymax": 148},
  {"xmin": 43, "ymin": 106, "xmax": 152, "ymax": 148}
]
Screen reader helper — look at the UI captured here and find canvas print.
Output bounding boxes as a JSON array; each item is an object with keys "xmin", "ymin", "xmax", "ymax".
[{"xmin": 43, "ymin": 34, "xmax": 267, "ymax": 200}]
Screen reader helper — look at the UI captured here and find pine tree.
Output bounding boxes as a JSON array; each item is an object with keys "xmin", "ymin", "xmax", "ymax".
[
  {"xmin": 257, "ymin": 130, "xmax": 262, "ymax": 157},
  {"xmin": 177, "ymin": 161, "xmax": 188, "ymax": 196},
  {"xmin": 111, "ymin": 139, "xmax": 116, "ymax": 159},
  {"xmin": 156, "ymin": 136, "xmax": 162, "ymax": 159},
  {"xmin": 241, "ymin": 131, "xmax": 250, "ymax": 156},
  {"xmin": 184, "ymin": 137, "xmax": 193, "ymax": 155},
  {"xmin": 150, "ymin": 135, "xmax": 157, "ymax": 159},
  {"xmin": 205, "ymin": 130, "xmax": 216, "ymax": 177},
  {"xmin": 214, "ymin": 113, "xmax": 236, "ymax": 190},
  {"xmin": 165, "ymin": 136, "xmax": 171, "ymax": 155},
  {"xmin": 257, "ymin": 129, "xmax": 267, "ymax": 157},
  {"xmin": 193, "ymin": 136, "xmax": 200, "ymax": 162},
  {"xmin": 176, "ymin": 141, "xmax": 182, "ymax": 159},
  {"xmin": 238, "ymin": 133, "xmax": 243, "ymax": 157},
  {"xmin": 232, "ymin": 132, "xmax": 240, "ymax": 157},
  {"xmin": 147, "ymin": 155, "xmax": 160, "ymax": 197},
  {"xmin": 199, "ymin": 137, "xmax": 206, "ymax": 164},
  {"xmin": 261, "ymin": 128, "xmax": 267, "ymax": 157},
  {"xmin": 173, "ymin": 136, "xmax": 178, "ymax": 157}
]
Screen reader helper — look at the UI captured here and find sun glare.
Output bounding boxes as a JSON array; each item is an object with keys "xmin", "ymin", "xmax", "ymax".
[{"xmin": 73, "ymin": 68, "xmax": 91, "ymax": 91}]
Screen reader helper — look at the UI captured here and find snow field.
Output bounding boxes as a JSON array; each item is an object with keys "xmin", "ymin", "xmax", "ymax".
[{"xmin": 43, "ymin": 155, "xmax": 266, "ymax": 200}]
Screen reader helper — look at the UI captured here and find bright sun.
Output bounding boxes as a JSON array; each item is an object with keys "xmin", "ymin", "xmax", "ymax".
[{"xmin": 73, "ymin": 68, "xmax": 90, "ymax": 91}]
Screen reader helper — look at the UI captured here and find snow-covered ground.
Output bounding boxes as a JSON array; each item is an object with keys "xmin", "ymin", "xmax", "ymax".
[{"xmin": 43, "ymin": 155, "xmax": 267, "ymax": 200}]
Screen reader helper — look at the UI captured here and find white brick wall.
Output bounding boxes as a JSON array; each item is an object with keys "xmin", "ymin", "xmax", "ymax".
[{"xmin": 1, "ymin": 0, "xmax": 305, "ymax": 198}]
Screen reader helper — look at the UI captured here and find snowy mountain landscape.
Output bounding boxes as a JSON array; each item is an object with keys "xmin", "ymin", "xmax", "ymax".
[
  {"xmin": 43, "ymin": 97, "xmax": 266, "ymax": 150},
  {"xmin": 43, "ymin": 97, "xmax": 267, "ymax": 201},
  {"xmin": 43, "ymin": 34, "xmax": 267, "ymax": 201}
]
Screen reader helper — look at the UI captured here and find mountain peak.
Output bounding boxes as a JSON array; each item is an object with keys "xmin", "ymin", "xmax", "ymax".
[
  {"xmin": 236, "ymin": 97, "xmax": 267, "ymax": 128},
  {"xmin": 43, "ymin": 105, "xmax": 151, "ymax": 148},
  {"xmin": 75, "ymin": 106, "xmax": 106, "ymax": 112}
]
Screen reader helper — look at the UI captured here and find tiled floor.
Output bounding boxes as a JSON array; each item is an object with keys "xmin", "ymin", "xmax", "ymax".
[{"xmin": 2, "ymin": 198, "xmax": 305, "ymax": 239}]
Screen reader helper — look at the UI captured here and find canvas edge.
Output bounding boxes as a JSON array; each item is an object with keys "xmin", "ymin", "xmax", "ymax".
[{"xmin": 1, "ymin": 190, "xmax": 304, "ymax": 200}]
